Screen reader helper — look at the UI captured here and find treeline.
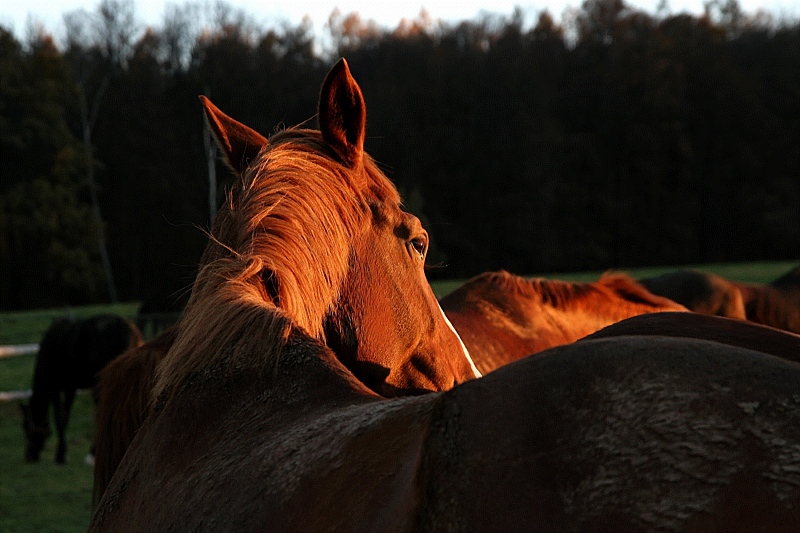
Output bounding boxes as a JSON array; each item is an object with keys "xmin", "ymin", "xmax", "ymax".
[{"xmin": 1, "ymin": 0, "xmax": 798, "ymax": 311}]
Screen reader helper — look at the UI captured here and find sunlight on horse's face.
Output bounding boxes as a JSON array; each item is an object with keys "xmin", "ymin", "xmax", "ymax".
[
  {"xmin": 198, "ymin": 58, "xmax": 477, "ymax": 398},
  {"xmin": 326, "ymin": 208, "xmax": 478, "ymax": 396}
]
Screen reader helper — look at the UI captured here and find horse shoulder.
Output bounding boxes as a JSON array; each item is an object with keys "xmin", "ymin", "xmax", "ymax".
[{"xmin": 92, "ymin": 348, "xmax": 438, "ymax": 532}]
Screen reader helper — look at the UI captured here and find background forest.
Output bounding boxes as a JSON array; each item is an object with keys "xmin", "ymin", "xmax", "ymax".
[{"xmin": 1, "ymin": 0, "xmax": 798, "ymax": 312}]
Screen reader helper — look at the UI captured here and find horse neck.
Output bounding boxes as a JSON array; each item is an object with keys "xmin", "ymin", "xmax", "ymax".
[
  {"xmin": 443, "ymin": 275, "xmax": 623, "ymax": 359},
  {"xmin": 150, "ymin": 323, "xmax": 381, "ymax": 446},
  {"xmin": 153, "ymin": 279, "xmax": 376, "ymax": 408}
]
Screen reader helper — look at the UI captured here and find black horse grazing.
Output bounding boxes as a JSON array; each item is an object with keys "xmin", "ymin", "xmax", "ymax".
[{"xmin": 20, "ymin": 314, "xmax": 143, "ymax": 464}]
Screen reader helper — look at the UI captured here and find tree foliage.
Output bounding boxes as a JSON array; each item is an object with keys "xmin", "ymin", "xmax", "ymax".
[
  {"xmin": 0, "ymin": 1, "xmax": 798, "ymax": 310},
  {"xmin": 0, "ymin": 29, "xmax": 102, "ymax": 308}
]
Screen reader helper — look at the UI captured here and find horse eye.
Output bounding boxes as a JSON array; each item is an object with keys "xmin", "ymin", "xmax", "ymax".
[{"xmin": 410, "ymin": 237, "xmax": 427, "ymax": 259}]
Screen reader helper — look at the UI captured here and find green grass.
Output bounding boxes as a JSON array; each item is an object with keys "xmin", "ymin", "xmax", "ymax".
[
  {"xmin": 0, "ymin": 354, "xmax": 36, "ymax": 392},
  {"xmin": 0, "ymin": 394, "xmax": 94, "ymax": 532},
  {"xmin": 0, "ymin": 303, "xmax": 139, "ymax": 532},
  {"xmin": 0, "ymin": 259, "xmax": 796, "ymax": 530},
  {"xmin": 0, "ymin": 302, "xmax": 140, "ymax": 345}
]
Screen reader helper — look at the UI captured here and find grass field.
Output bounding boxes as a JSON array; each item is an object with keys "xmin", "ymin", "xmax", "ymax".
[
  {"xmin": 0, "ymin": 260, "xmax": 795, "ymax": 531},
  {"xmin": 0, "ymin": 302, "xmax": 140, "ymax": 346},
  {"xmin": 1, "ymin": 305, "xmax": 137, "ymax": 532},
  {"xmin": 0, "ymin": 395, "xmax": 94, "ymax": 532}
]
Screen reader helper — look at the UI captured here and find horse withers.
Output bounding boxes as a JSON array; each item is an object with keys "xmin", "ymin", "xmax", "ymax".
[{"xmin": 20, "ymin": 314, "xmax": 143, "ymax": 464}]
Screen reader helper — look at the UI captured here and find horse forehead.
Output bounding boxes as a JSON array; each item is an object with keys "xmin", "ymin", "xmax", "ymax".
[
  {"xmin": 389, "ymin": 210, "xmax": 421, "ymax": 235},
  {"xmin": 402, "ymin": 211, "xmax": 423, "ymax": 230}
]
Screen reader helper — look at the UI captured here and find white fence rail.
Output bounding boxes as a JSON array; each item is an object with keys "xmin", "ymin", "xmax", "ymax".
[
  {"xmin": 0, "ymin": 344, "xmax": 36, "ymax": 401},
  {"xmin": 0, "ymin": 344, "xmax": 38, "ymax": 359},
  {"xmin": 0, "ymin": 389, "xmax": 32, "ymax": 401}
]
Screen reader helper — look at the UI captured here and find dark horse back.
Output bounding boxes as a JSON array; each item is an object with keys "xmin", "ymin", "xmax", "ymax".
[
  {"xmin": 72, "ymin": 315, "xmax": 144, "ymax": 389},
  {"xmin": 35, "ymin": 315, "xmax": 142, "ymax": 391}
]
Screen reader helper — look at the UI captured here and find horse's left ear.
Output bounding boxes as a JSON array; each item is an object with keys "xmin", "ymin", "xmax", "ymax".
[
  {"xmin": 318, "ymin": 58, "xmax": 366, "ymax": 168},
  {"xmin": 199, "ymin": 96, "xmax": 268, "ymax": 177}
]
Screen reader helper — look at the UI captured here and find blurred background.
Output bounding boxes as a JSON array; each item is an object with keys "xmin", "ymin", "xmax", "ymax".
[
  {"xmin": 0, "ymin": 0, "xmax": 798, "ymax": 313},
  {"xmin": 1, "ymin": 1, "xmax": 798, "ymax": 529}
]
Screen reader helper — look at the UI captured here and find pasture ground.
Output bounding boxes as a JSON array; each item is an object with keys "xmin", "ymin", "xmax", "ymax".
[
  {"xmin": 0, "ymin": 261, "xmax": 795, "ymax": 531},
  {"xmin": 0, "ymin": 302, "xmax": 140, "ymax": 345},
  {"xmin": 0, "ymin": 394, "xmax": 94, "ymax": 532}
]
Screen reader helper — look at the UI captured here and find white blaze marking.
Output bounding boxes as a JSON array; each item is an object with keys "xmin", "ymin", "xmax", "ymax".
[{"xmin": 439, "ymin": 303, "xmax": 482, "ymax": 378}]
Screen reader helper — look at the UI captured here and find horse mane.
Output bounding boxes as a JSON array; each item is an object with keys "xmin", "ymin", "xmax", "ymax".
[
  {"xmin": 466, "ymin": 270, "xmax": 679, "ymax": 311},
  {"xmin": 153, "ymin": 129, "xmax": 400, "ymax": 401}
]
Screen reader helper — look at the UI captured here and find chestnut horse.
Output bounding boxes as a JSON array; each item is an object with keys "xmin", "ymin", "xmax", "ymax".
[
  {"xmin": 20, "ymin": 314, "xmax": 142, "ymax": 464},
  {"xmin": 441, "ymin": 270, "xmax": 687, "ymax": 374},
  {"xmin": 91, "ymin": 270, "xmax": 684, "ymax": 503},
  {"xmin": 90, "ymin": 58, "xmax": 478, "ymax": 506},
  {"xmin": 639, "ymin": 269, "xmax": 747, "ymax": 319},
  {"xmin": 90, "ymin": 60, "xmax": 800, "ymax": 531}
]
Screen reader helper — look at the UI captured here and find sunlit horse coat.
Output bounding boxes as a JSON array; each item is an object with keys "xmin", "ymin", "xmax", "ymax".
[
  {"xmin": 90, "ymin": 59, "xmax": 800, "ymax": 532},
  {"xmin": 442, "ymin": 270, "xmax": 687, "ymax": 374}
]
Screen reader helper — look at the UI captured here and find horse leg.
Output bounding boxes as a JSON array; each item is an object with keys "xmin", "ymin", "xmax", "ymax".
[{"xmin": 53, "ymin": 389, "xmax": 75, "ymax": 464}]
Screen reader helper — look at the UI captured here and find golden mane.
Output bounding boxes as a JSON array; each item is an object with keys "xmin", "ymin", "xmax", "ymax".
[
  {"xmin": 154, "ymin": 128, "xmax": 400, "ymax": 400},
  {"xmin": 462, "ymin": 271, "xmax": 594, "ymax": 308},
  {"xmin": 463, "ymin": 270, "xmax": 680, "ymax": 311}
]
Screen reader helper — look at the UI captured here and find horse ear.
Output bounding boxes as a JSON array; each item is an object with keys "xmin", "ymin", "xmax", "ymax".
[
  {"xmin": 199, "ymin": 96, "xmax": 268, "ymax": 177},
  {"xmin": 318, "ymin": 58, "xmax": 366, "ymax": 168}
]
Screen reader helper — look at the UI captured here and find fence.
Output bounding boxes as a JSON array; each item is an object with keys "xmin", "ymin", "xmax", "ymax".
[
  {"xmin": 0, "ymin": 310, "xmax": 180, "ymax": 403},
  {"xmin": 0, "ymin": 344, "xmax": 36, "ymax": 401},
  {"xmin": 0, "ymin": 344, "xmax": 38, "ymax": 360}
]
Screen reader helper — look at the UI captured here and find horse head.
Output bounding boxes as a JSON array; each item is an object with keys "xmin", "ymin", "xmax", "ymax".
[
  {"xmin": 157, "ymin": 58, "xmax": 477, "ymax": 400},
  {"xmin": 19, "ymin": 402, "xmax": 50, "ymax": 462}
]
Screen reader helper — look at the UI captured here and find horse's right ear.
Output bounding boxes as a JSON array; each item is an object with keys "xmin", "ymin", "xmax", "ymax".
[
  {"xmin": 199, "ymin": 96, "xmax": 268, "ymax": 177},
  {"xmin": 318, "ymin": 58, "xmax": 366, "ymax": 168}
]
